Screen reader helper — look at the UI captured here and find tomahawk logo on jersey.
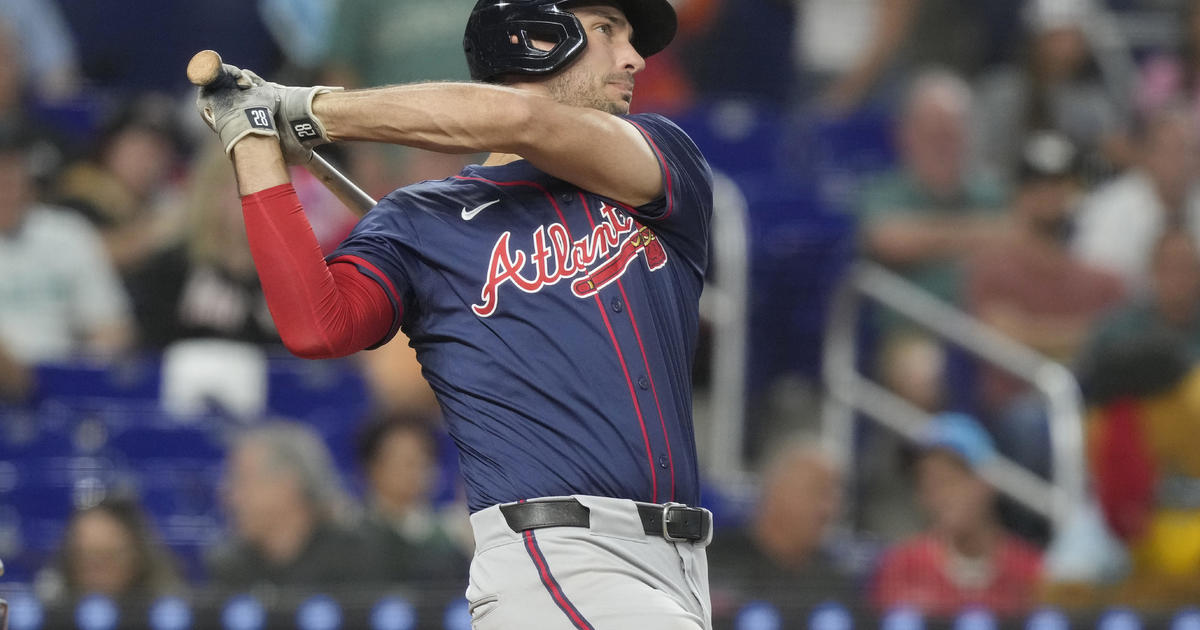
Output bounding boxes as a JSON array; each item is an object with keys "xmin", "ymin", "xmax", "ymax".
[{"xmin": 328, "ymin": 113, "xmax": 712, "ymax": 513}]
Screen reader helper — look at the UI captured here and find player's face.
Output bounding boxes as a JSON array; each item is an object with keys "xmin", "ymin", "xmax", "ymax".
[{"xmin": 545, "ymin": 5, "xmax": 647, "ymax": 114}]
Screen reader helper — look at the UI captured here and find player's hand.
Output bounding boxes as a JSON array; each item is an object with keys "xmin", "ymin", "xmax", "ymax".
[
  {"xmin": 274, "ymin": 83, "xmax": 342, "ymax": 164},
  {"xmin": 194, "ymin": 64, "xmax": 281, "ymax": 156},
  {"xmin": 229, "ymin": 71, "xmax": 337, "ymax": 166}
]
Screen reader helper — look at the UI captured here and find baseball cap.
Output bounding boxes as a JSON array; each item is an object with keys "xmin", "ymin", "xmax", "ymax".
[
  {"xmin": 1018, "ymin": 130, "xmax": 1079, "ymax": 182},
  {"xmin": 1025, "ymin": 0, "xmax": 1093, "ymax": 33},
  {"xmin": 918, "ymin": 412, "xmax": 996, "ymax": 470}
]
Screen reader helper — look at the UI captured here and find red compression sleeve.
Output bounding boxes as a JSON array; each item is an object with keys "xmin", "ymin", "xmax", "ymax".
[{"xmin": 241, "ymin": 184, "xmax": 396, "ymax": 359}]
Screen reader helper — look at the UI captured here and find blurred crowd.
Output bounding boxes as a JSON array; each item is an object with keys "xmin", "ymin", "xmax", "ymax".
[{"xmin": 4, "ymin": 0, "xmax": 1200, "ymax": 622}]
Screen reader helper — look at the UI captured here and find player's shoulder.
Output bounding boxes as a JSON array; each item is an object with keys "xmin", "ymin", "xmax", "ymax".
[{"xmin": 622, "ymin": 113, "xmax": 693, "ymax": 144}]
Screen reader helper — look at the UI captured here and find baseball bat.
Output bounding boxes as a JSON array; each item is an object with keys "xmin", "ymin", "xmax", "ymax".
[{"xmin": 187, "ymin": 50, "xmax": 377, "ymax": 216}]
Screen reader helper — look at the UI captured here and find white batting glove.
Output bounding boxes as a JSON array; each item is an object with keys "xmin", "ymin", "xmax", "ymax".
[
  {"xmin": 228, "ymin": 71, "xmax": 338, "ymax": 165},
  {"xmin": 276, "ymin": 84, "xmax": 342, "ymax": 162},
  {"xmin": 195, "ymin": 64, "xmax": 281, "ymax": 155}
]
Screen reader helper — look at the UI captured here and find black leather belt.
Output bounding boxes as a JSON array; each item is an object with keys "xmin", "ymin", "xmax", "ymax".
[{"xmin": 500, "ymin": 498, "xmax": 710, "ymax": 542}]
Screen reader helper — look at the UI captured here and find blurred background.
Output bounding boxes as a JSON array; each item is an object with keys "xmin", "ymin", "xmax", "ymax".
[{"xmin": 2, "ymin": 0, "xmax": 1200, "ymax": 627}]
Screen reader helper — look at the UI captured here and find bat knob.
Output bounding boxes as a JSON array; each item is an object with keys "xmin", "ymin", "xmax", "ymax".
[{"xmin": 187, "ymin": 50, "xmax": 224, "ymax": 87}]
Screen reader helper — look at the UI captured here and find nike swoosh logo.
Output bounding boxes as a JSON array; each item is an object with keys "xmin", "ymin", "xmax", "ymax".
[{"xmin": 461, "ymin": 199, "xmax": 500, "ymax": 221}]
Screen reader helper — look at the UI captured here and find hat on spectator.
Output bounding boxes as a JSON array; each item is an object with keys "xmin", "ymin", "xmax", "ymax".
[
  {"xmin": 1025, "ymin": 0, "xmax": 1093, "ymax": 33},
  {"xmin": 919, "ymin": 412, "xmax": 997, "ymax": 471},
  {"xmin": 1018, "ymin": 130, "xmax": 1079, "ymax": 182}
]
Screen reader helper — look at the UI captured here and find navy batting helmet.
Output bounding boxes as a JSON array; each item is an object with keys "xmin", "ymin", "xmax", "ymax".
[{"xmin": 463, "ymin": 0, "xmax": 678, "ymax": 82}]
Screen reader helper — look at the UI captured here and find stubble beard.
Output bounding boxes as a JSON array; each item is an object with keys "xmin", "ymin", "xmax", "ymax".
[{"xmin": 546, "ymin": 68, "xmax": 631, "ymax": 115}]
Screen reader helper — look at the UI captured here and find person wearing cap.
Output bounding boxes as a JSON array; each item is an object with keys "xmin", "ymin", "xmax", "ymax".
[
  {"xmin": 868, "ymin": 412, "xmax": 1043, "ymax": 617},
  {"xmin": 971, "ymin": 0, "xmax": 1130, "ymax": 186},
  {"xmin": 966, "ymin": 131, "xmax": 1122, "ymax": 475}
]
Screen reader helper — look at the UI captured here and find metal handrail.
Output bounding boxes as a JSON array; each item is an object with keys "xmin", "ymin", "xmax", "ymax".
[
  {"xmin": 821, "ymin": 261, "xmax": 1087, "ymax": 530},
  {"xmin": 699, "ymin": 171, "xmax": 751, "ymax": 484}
]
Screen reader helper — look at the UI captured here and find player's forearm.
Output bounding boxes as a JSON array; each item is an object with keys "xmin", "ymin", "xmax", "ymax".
[{"xmin": 315, "ymin": 83, "xmax": 537, "ymax": 154}]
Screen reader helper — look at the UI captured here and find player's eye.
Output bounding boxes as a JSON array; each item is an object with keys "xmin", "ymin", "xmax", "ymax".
[{"xmin": 595, "ymin": 23, "xmax": 613, "ymax": 36}]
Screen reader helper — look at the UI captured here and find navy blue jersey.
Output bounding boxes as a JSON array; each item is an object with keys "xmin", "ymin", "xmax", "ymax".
[{"xmin": 329, "ymin": 113, "xmax": 712, "ymax": 512}]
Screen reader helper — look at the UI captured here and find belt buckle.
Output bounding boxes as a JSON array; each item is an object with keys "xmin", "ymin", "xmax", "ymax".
[{"xmin": 660, "ymin": 502, "xmax": 689, "ymax": 542}]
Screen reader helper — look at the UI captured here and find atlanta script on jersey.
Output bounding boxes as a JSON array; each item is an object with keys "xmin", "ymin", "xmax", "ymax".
[{"xmin": 329, "ymin": 114, "xmax": 713, "ymax": 512}]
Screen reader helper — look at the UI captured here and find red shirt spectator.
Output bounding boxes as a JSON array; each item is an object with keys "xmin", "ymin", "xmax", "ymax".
[
  {"xmin": 869, "ymin": 412, "xmax": 1044, "ymax": 617},
  {"xmin": 871, "ymin": 532, "xmax": 1043, "ymax": 617}
]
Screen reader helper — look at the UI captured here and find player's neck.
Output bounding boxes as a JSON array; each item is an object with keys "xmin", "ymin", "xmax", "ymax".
[{"xmin": 482, "ymin": 152, "xmax": 524, "ymax": 166}]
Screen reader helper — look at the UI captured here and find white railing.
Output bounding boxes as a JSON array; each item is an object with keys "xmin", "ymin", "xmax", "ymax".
[
  {"xmin": 821, "ymin": 261, "xmax": 1087, "ymax": 530},
  {"xmin": 698, "ymin": 172, "xmax": 751, "ymax": 485}
]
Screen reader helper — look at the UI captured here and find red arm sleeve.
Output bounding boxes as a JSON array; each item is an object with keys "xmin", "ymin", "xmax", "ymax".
[{"xmin": 241, "ymin": 184, "xmax": 397, "ymax": 359}]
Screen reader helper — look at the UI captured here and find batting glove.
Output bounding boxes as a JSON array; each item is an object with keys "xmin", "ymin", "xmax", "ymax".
[
  {"xmin": 276, "ymin": 84, "xmax": 342, "ymax": 157},
  {"xmin": 195, "ymin": 64, "xmax": 281, "ymax": 155}
]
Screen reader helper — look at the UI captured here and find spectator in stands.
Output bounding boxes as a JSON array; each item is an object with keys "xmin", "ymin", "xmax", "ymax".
[
  {"xmin": 55, "ymin": 94, "xmax": 186, "ymax": 277},
  {"xmin": 967, "ymin": 131, "xmax": 1123, "ymax": 474},
  {"xmin": 207, "ymin": 421, "xmax": 385, "ymax": 589},
  {"xmin": 37, "ymin": 496, "xmax": 182, "ymax": 605},
  {"xmin": 124, "ymin": 141, "xmax": 278, "ymax": 349},
  {"xmin": 795, "ymin": 0, "xmax": 1011, "ymax": 114},
  {"xmin": 0, "ymin": 127, "xmax": 133, "ymax": 369},
  {"xmin": 860, "ymin": 68, "xmax": 1008, "ymax": 310},
  {"xmin": 971, "ymin": 0, "xmax": 1131, "ymax": 186},
  {"xmin": 1070, "ymin": 229, "xmax": 1200, "ymax": 607},
  {"xmin": 859, "ymin": 68, "xmax": 1007, "ymax": 409},
  {"xmin": 1135, "ymin": 0, "xmax": 1200, "ymax": 130},
  {"xmin": 0, "ymin": 0, "xmax": 80, "ymax": 102},
  {"xmin": 707, "ymin": 440, "xmax": 861, "ymax": 608},
  {"xmin": 354, "ymin": 413, "xmax": 470, "ymax": 583},
  {"xmin": 1080, "ymin": 345, "xmax": 1200, "ymax": 608},
  {"xmin": 869, "ymin": 412, "xmax": 1043, "ymax": 618},
  {"xmin": 1079, "ymin": 231, "xmax": 1200, "ymax": 382},
  {"xmin": 0, "ymin": 19, "xmax": 66, "ymax": 169},
  {"xmin": 1072, "ymin": 105, "xmax": 1200, "ymax": 295}
]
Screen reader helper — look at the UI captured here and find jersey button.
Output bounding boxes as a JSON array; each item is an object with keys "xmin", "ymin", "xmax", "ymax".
[
  {"xmin": 658, "ymin": 454, "xmax": 669, "ymax": 469},
  {"xmin": 610, "ymin": 298, "xmax": 624, "ymax": 313},
  {"xmin": 638, "ymin": 376, "xmax": 650, "ymax": 390}
]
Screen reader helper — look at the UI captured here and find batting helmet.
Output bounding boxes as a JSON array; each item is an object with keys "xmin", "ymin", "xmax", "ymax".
[{"xmin": 463, "ymin": 0, "xmax": 678, "ymax": 82}]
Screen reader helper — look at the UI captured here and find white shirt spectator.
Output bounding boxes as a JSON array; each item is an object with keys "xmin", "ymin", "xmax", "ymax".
[
  {"xmin": 1072, "ymin": 170, "xmax": 1200, "ymax": 294},
  {"xmin": 0, "ymin": 205, "xmax": 131, "ymax": 362}
]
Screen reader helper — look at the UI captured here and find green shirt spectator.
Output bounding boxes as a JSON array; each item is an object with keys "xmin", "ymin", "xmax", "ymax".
[{"xmin": 860, "ymin": 169, "xmax": 1007, "ymax": 310}]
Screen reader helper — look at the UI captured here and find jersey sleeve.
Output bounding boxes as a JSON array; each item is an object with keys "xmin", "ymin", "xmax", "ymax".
[
  {"xmin": 327, "ymin": 194, "xmax": 424, "ymax": 347},
  {"xmin": 621, "ymin": 113, "xmax": 713, "ymax": 269}
]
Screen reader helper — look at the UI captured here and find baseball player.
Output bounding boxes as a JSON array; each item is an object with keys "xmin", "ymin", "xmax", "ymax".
[{"xmin": 195, "ymin": 0, "xmax": 714, "ymax": 627}]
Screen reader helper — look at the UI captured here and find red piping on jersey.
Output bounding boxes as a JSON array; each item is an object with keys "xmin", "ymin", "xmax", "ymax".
[
  {"xmin": 328, "ymin": 254, "xmax": 403, "ymax": 309},
  {"xmin": 627, "ymin": 119, "xmax": 675, "ymax": 220},
  {"xmin": 455, "ymin": 175, "xmax": 660, "ymax": 499},
  {"xmin": 616, "ymin": 282, "xmax": 676, "ymax": 502},
  {"xmin": 591, "ymin": 296, "xmax": 658, "ymax": 502},
  {"xmin": 523, "ymin": 529, "xmax": 596, "ymax": 630},
  {"xmin": 579, "ymin": 192, "xmax": 676, "ymax": 502}
]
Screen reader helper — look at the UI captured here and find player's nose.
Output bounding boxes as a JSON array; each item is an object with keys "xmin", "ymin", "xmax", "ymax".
[{"xmin": 618, "ymin": 38, "xmax": 646, "ymax": 74}]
